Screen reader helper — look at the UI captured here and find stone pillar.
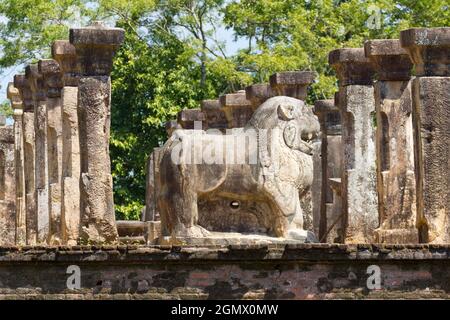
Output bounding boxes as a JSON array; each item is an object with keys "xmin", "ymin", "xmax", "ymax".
[
  {"xmin": 0, "ymin": 113, "xmax": 15, "ymax": 245},
  {"xmin": 143, "ymin": 151, "xmax": 156, "ymax": 222},
  {"xmin": 177, "ymin": 109, "xmax": 205, "ymax": 129},
  {"xmin": 313, "ymin": 99, "xmax": 343, "ymax": 243},
  {"xmin": 365, "ymin": 39, "xmax": 418, "ymax": 243},
  {"xmin": 329, "ymin": 48, "xmax": 378, "ymax": 243},
  {"xmin": 200, "ymin": 99, "xmax": 227, "ymax": 131},
  {"xmin": 219, "ymin": 91, "xmax": 253, "ymax": 128},
  {"xmin": 39, "ymin": 59, "xmax": 64, "ymax": 245},
  {"xmin": 7, "ymin": 83, "xmax": 26, "ymax": 245},
  {"xmin": 269, "ymin": 71, "xmax": 316, "ymax": 100},
  {"xmin": 26, "ymin": 64, "xmax": 50, "ymax": 244},
  {"xmin": 143, "ymin": 147, "xmax": 163, "ymax": 222},
  {"xmin": 70, "ymin": 22, "xmax": 124, "ymax": 243},
  {"xmin": 245, "ymin": 83, "xmax": 274, "ymax": 110},
  {"xmin": 401, "ymin": 27, "xmax": 450, "ymax": 243},
  {"xmin": 14, "ymin": 75, "xmax": 37, "ymax": 245},
  {"xmin": 52, "ymin": 40, "xmax": 81, "ymax": 245}
]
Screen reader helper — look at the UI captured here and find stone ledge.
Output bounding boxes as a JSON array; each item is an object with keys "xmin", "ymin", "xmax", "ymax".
[{"xmin": 0, "ymin": 244, "xmax": 449, "ymax": 263}]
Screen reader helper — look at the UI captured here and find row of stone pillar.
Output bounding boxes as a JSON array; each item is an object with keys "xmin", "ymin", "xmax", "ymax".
[
  {"xmin": 2, "ymin": 22, "xmax": 124, "ymax": 245},
  {"xmin": 147, "ymin": 27, "xmax": 449, "ymax": 245},
  {"xmin": 0, "ymin": 114, "xmax": 15, "ymax": 244},
  {"xmin": 2, "ymin": 24, "xmax": 448, "ymax": 245},
  {"xmin": 318, "ymin": 27, "xmax": 449, "ymax": 244}
]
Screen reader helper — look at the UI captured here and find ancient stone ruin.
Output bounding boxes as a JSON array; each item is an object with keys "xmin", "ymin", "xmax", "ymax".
[{"xmin": 0, "ymin": 25, "xmax": 449, "ymax": 299}]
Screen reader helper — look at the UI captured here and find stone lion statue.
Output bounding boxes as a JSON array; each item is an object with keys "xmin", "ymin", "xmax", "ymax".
[{"xmin": 157, "ymin": 96, "xmax": 320, "ymax": 242}]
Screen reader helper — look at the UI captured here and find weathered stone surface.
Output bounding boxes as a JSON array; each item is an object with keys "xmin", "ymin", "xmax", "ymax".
[
  {"xmin": 411, "ymin": 78, "xmax": 450, "ymax": 243},
  {"xmin": 25, "ymin": 64, "xmax": 49, "ymax": 244},
  {"xmin": 53, "ymin": 41, "xmax": 81, "ymax": 246},
  {"xmin": 116, "ymin": 220, "xmax": 160, "ymax": 245},
  {"xmin": 52, "ymin": 40, "xmax": 79, "ymax": 86},
  {"xmin": 157, "ymin": 96, "xmax": 319, "ymax": 244},
  {"xmin": 400, "ymin": 27, "xmax": 450, "ymax": 76},
  {"xmin": 13, "ymin": 75, "xmax": 34, "ymax": 112},
  {"xmin": 219, "ymin": 91, "xmax": 253, "ymax": 128},
  {"xmin": 365, "ymin": 39, "xmax": 418, "ymax": 244},
  {"xmin": 311, "ymin": 139, "xmax": 322, "ymax": 238},
  {"xmin": 0, "ymin": 244, "xmax": 449, "ymax": 299},
  {"xmin": 60, "ymin": 87, "xmax": 81, "ymax": 245},
  {"xmin": 77, "ymin": 77, "xmax": 117, "ymax": 243},
  {"xmin": 401, "ymin": 28, "xmax": 450, "ymax": 243},
  {"xmin": 69, "ymin": 22, "xmax": 125, "ymax": 76},
  {"xmin": 143, "ymin": 148, "xmax": 162, "ymax": 222},
  {"xmin": 0, "ymin": 121, "xmax": 15, "ymax": 245},
  {"xmin": 71, "ymin": 22, "xmax": 124, "ymax": 243},
  {"xmin": 338, "ymin": 86, "xmax": 378, "ymax": 243},
  {"xmin": 177, "ymin": 109, "xmax": 205, "ymax": 129},
  {"xmin": 7, "ymin": 83, "xmax": 26, "ymax": 245},
  {"xmin": 268, "ymin": 71, "xmax": 317, "ymax": 233},
  {"xmin": 143, "ymin": 152, "xmax": 155, "ymax": 222},
  {"xmin": 269, "ymin": 71, "xmax": 316, "ymax": 99},
  {"xmin": 364, "ymin": 39, "xmax": 413, "ymax": 81},
  {"xmin": 39, "ymin": 59, "xmax": 64, "ymax": 245},
  {"xmin": 14, "ymin": 75, "xmax": 36, "ymax": 245},
  {"xmin": 330, "ymin": 49, "xmax": 378, "ymax": 243},
  {"xmin": 327, "ymin": 178, "xmax": 343, "ymax": 243},
  {"xmin": 329, "ymin": 48, "xmax": 375, "ymax": 86},
  {"xmin": 314, "ymin": 99, "xmax": 343, "ymax": 243},
  {"xmin": 200, "ymin": 99, "xmax": 228, "ymax": 131},
  {"xmin": 116, "ymin": 220, "xmax": 147, "ymax": 237},
  {"xmin": 165, "ymin": 120, "xmax": 181, "ymax": 137},
  {"xmin": 145, "ymin": 221, "xmax": 161, "ymax": 244},
  {"xmin": 245, "ymin": 84, "xmax": 274, "ymax": 110}
]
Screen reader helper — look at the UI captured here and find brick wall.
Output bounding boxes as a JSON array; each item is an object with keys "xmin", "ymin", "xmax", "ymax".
[{"xmin": 0, "ymin": 244, "xmax": 449, "ymax": 299}]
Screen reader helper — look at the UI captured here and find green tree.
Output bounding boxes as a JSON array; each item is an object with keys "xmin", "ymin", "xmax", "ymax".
[
  {"xmin": 110, "ymin": 19, "xmax": 204, "ymax": 219},
  {"xmin": 107, "ymin": 1, "xmax": 250, "ymax": 219},
  {"xmin": 223, "ymin": 0, "xmax": 450, "ymax": 103},
  {"xmin": 0, "ymin": 0, "xmax": 93, "ymax": 68},
  {"xmin": 0, "ymin": 100, "xmax": 12, "ymax": 117}
]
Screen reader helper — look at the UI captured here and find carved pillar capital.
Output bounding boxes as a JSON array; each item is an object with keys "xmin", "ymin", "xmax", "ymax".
[
  {"xmin": 269, "ymin": 71, "xmax": 316, "ymax": 100},
  {"xmin": 400, "ymin": 27, "xmax": 450, "ymax": 76},
  {"xmin": 329, "ymin": 48, "xmax": 375, "ymax": 86},
  {"xmin": 364, "ymin": 39, "xmax": 413, "ymax": 81},
  {"xmin": 52, "ymin": 40, "xmax": 79, "ymax": 87},
  {"xmin": 25, "ymin": 64, "xmax": 46, "ymax": 102},
  {"xmin": 14, "ymin": 75, "xmax": 34, "ymax": 112},
  {"xmin": 69, "ymin": 21, "xmax": 125, "ymax": 76},
  {"xmin": 38, "ymin": 59, "xmax": 63, "ymax": 98},
  {"xmin": 7, "ymin": 82, "xmax": 22, "ymax": 111},
  {"xmin": 313, "ymin": 99, "xmax": 341, "ymax": 136},
  {"xmin": 245, "ymin": 83, "xmax": 274, "ymax": 109}
]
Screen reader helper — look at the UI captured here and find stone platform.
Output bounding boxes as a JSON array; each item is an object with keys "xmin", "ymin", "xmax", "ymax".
[
  {"xmin": 158, "ymin": 231, "xmax": 317, "ymax": 246},
  {"xmin": 0, "ymin": 244, "xmax": 449, "ymax": 299}
]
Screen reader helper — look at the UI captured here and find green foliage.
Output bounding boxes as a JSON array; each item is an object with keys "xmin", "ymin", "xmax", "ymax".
[
  {"xmin": 223, "ymin": 0, "xmax": 450, "ymax": 103},
  {"xmin": 0, "ymin": 0, "xmax": 92, "ymax": 68},
  {"xmin": 110, "ymin": 19, "xmax": 207, "ymax": 219},
  {"xmin": 1, "ymin": 0, "xmax": 449, "ymax": 219},
  {"xmin": 0, "ymin": 100, "xmax": 12, "ymax": 117}
]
